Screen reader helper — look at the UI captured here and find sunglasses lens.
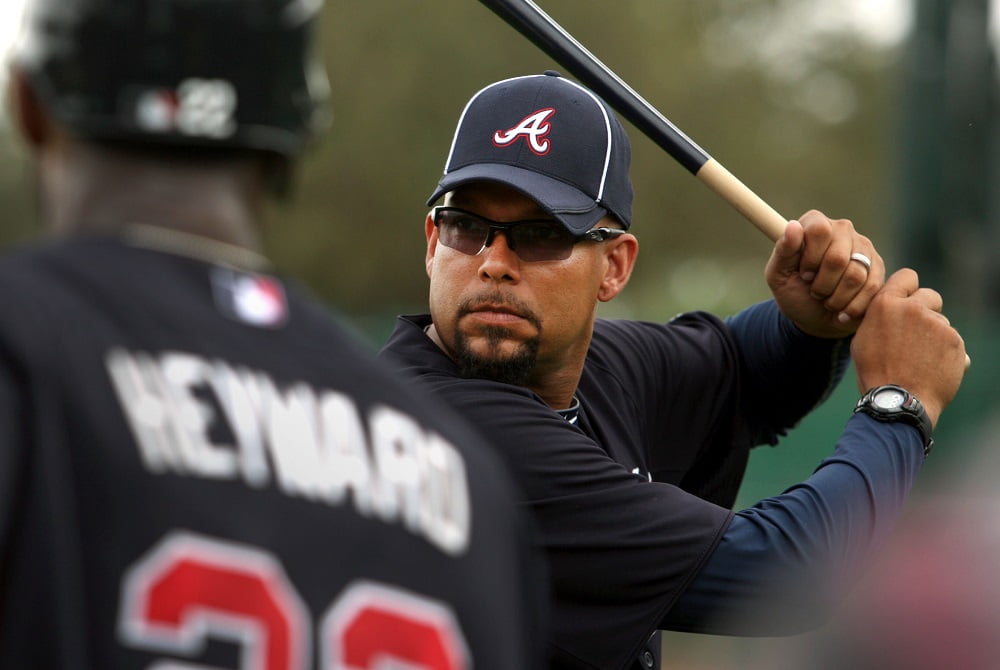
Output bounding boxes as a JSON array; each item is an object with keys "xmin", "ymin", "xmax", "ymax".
[
  {"xmin": 436, "ymin": 210, "xmax": 490, "ymax": 255},
  {"xmin": 508, "ymin": 224, "xmax": 575, "ymax": 261},
  {"xmin": 434, "ymin": 208, "xmax": 576, "ymax": 261}
]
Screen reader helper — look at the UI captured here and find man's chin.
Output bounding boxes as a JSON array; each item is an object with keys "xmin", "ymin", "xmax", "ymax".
[
  {"xmin": 462, "ymin": 336, "xmax": 523, "ymax": 360},
  {"xmin": 453, "ymin": 328, "xmax": 539, "ymax": 386}
]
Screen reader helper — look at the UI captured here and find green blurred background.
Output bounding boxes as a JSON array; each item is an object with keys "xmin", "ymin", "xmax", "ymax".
[{"xmin": 2, "ymin": 2, "xmax": 998, "ymax": 657}]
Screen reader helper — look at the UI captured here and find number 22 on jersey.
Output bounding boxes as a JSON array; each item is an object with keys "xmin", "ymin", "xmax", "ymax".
[{"xmin": 118, "ymin": 532, "xmax": 470, "ymax": 670}]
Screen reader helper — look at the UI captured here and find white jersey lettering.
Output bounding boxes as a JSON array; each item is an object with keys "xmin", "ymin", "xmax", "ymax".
[{"xmin": 105, "ymin": 348, "xmax": 471, "ymax": 555}]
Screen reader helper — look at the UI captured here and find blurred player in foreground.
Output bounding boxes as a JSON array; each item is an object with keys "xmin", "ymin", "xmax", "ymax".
[
  {"xmin": 0, "ymin": 2, "xmax": 544, "ymax": 667},
  {"xmin": 379, "ymin": 72, "xmax": 969, "ymax": 669}
]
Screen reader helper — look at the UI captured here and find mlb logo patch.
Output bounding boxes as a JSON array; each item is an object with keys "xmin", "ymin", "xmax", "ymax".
[{"xmin": 211, "ymin": 267, "xmax": 288, "ymax": 328}]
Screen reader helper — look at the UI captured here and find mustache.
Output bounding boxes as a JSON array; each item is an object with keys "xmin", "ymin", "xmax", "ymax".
[{"xmin": 457, "ymin": 291, "xmax": 542, "ymax": 330}]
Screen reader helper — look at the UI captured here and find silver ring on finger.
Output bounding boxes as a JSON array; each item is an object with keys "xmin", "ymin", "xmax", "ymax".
[{"xmin": 849, "ymin": 252, "xmax": 872, "ymax": 273}]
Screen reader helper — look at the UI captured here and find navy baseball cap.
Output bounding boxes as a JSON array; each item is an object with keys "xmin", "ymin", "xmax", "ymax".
[{"xmin": 427, "ymin": 72, "xmax": 634, "ymax": 234}]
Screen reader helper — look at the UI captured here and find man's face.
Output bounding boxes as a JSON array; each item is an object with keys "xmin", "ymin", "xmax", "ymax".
[{"xmin": 425, "ymin": 182, "xmax": 614, "ymax": 388}]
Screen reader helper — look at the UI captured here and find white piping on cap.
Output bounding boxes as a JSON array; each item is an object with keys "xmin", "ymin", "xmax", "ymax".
[
  {"xmin": 557, "ymin": 76, "xmax": 613, "ymax": 204},
  {"xmin": 441, "ymin": 76, "xmax": 527, "ymax": 175}
]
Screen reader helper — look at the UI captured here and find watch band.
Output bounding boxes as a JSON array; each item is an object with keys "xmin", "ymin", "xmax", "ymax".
[{"xmin": 854, "ymin": 385, "xmax": 934, "ymax": 456}]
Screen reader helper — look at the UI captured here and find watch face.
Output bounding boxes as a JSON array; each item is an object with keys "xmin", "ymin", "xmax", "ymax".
[{"xmin": 873, "ymin": 388, "xmax": 906, "ymax": 410}]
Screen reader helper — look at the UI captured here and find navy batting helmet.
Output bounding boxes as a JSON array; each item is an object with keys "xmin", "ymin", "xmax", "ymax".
[{"xmin": 12, "ymin": 0, "xmax": 330, "ymax": 159}]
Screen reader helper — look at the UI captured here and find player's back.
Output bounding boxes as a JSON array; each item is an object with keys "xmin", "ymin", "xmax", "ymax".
[{"xmin": 0, "ymin": 234, "xmax": 544, "ymax": 669}]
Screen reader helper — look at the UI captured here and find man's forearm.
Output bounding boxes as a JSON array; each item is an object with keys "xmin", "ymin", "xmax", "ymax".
[{"xmin": 663, "ymin": 413, "xmax": 924, "ymax": 635}]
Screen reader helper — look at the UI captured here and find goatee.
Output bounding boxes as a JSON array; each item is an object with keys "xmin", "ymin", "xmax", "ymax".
[
  {"xmin": 450, "ymin": 291, "xmax": 542, "ymax": 385},
  {"xmin": 453, "ymin": 325, "xmax": 539, "ymax": 386}
]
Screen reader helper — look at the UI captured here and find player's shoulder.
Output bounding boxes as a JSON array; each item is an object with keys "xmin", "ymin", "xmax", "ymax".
[
  {"xmin": 0, "ymin": 235, "xmax": 136, "ymax": 291},
  {"xmin": 594, "ymin": 310, "xmax": 728, "ymax": 336},
  {"xmin": 0, "ymin": 240, "xmax": 81, "ymax": 323},
  {"xmin": 591, "ymin": 311, "xmax": 733, "ymax": 352},
  {"xmin": 0, "ymin": 237, "xmax": 62, "ymax": 276}
]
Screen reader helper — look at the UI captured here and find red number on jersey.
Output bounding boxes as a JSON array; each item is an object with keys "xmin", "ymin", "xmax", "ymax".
[
  {"xmin": 322, "ymin": 582, "xmax": 469, "ymax": 670},
  {"xmin": 119, "ymin": 532, "xmax": 469, "ymax": 670}
]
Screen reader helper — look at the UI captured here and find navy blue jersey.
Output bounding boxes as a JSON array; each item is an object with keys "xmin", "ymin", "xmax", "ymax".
[
  {"xmin": 0, "ymin": 233, "xmax": 545, "ymax": 669},
  {"xmin": 381, "ymin": 307, "xmax": 854, "ymax": 670}
]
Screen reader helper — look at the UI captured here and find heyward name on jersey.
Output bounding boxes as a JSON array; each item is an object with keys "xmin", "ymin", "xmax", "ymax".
[{"xmin": 106, "ymin": 347, "xmax": 471, "ymax": 556}]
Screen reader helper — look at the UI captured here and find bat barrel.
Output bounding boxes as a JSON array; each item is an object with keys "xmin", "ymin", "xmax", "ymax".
[
  {"xmin": 478, "ymin": 0, "xmax": 788, "ymax": 241},
  {"xmin": 480, "ymin": 0, "xmax": 710, "ymax": 174}
]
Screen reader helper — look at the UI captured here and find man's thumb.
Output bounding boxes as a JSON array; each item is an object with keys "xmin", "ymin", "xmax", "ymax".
[{"xmin": 771, "ymin": 219, "xmax": 803, "ymax": 274}]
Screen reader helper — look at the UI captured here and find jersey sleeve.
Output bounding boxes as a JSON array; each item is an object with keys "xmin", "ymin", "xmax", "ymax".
[
  {"xmin": 726, "ymin": 300, "xmax": 852, "ymax": 445},
  {"xmin": 663, "ymin": 413, "xmax": 925, "ymax": 634}
]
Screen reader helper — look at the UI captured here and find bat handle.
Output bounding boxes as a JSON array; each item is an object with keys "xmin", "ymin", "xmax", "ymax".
[{"xmin": 696, "ymin": 159, "xmax": 788, "ymax": 242}]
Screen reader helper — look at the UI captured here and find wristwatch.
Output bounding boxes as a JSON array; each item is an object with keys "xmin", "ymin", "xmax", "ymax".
[{"xmin": 854, "ymin": 385, "xmax": 934, "ymax": 456}]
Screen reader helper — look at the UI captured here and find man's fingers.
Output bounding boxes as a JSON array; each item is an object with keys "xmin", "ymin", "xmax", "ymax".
[
  {"xmin": 910, "ymin": 286, "xmax": 944, "ymax": 313},
  {"xmin": 879, "ymin": 268, "xmax": 920, "ymax": 299},
  {"xmin": 833, "ymin": 259, "xmax": 885, "ymax": 322},
  {"xmin": 862, "ymin": 274, "xmax": 940, "ymax": 326},
  {"xmin": 804, "ymin": 222, "xmax": 854, "ymax": 299}
]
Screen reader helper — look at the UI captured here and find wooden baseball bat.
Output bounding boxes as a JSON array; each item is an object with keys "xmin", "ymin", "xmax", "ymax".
[{"xmin": 477, "ymin": 0, "xmax": 789, "ymax": 242}]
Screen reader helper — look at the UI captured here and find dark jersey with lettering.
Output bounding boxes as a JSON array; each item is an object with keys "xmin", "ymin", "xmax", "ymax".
[{"xmin": 0, "ymin": 233, "xmax": 545, "ymax": 669}]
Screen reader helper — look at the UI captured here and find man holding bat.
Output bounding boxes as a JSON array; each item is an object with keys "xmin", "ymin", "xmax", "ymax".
[{"xmin": 380, "ymin": 72, "xmax": 969, "ymax": 670}]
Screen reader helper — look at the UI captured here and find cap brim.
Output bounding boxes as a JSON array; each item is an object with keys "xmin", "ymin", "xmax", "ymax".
[{"xmin": 426, "ymin": 163, "xmax": 608, "ymax": 235}]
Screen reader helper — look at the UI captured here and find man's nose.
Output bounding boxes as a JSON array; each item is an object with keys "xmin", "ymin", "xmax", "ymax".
[{"xmin": 478, "ymin": 228, "xmax": 520, "ymax": 280}]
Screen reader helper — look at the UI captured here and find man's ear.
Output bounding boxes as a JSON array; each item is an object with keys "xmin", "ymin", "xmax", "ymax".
[
  {"xmin": 598, "ymin": 233, "xmax": 638, "ymax": 302},
  {"xmin": 425, "ymin": 211, "xmax": 438, "ymax": 278},
  {"xmin": 8, "ymin": 67, "xmax": 50, "ymax": 149}
]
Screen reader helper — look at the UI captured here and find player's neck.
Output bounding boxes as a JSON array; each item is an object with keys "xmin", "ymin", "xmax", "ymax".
[
  {"xmin": 40, "ymin": 142, "xmax": 266, "ymax": 251},
  {"xmin": 527, "ymin": 332, "xmax": 592, "ymax": 411},
  {"xmin": 527, "ymin": 367, "xmax": 583, "ymax": 412}
]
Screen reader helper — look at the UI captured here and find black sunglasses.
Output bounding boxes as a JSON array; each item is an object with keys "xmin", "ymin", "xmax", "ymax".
[{"xmin": 432, "ymin": 206, "xmax": 626, "ymax": 262}]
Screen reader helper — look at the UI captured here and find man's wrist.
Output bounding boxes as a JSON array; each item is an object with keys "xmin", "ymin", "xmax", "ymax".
[{"xmin": 854, "ymin": 385, "xmax": 934, "ymax": 457}]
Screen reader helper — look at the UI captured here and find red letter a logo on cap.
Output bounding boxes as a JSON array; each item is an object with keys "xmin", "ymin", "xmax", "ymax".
[{"xmin": 493, "ymin": 108, "xmax": 555, "ymax": 155}]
